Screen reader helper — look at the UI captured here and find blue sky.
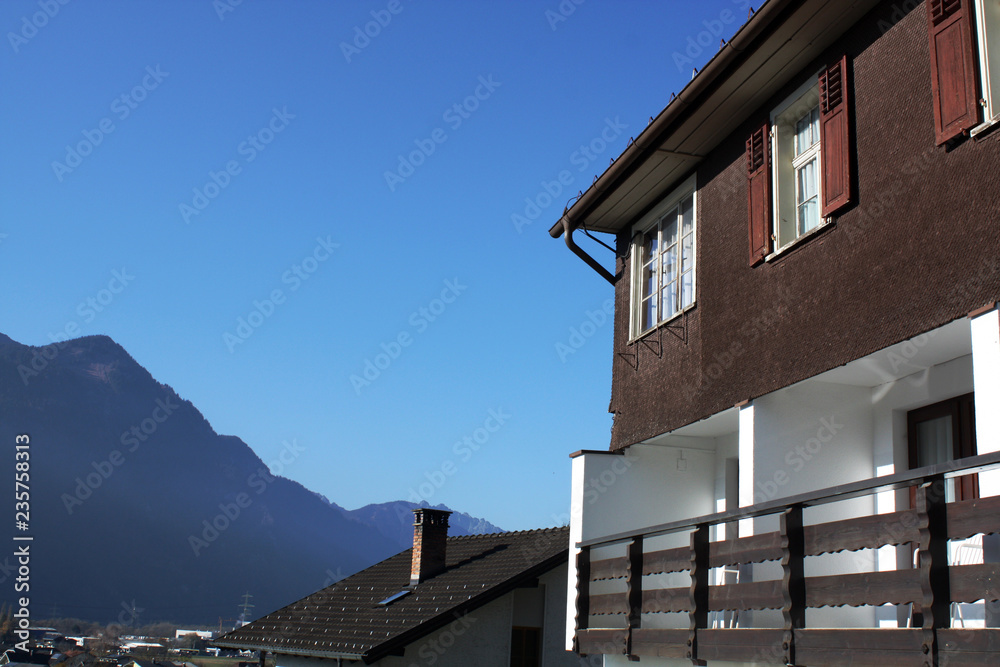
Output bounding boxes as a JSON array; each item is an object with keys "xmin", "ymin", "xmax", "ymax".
[{"xmin": 1, "ymin": 0, "xmax": 751, "ymax": 532}]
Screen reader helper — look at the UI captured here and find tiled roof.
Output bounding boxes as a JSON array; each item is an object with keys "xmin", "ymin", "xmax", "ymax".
[{"xmin": 214, "ymin": 527, "xmax": 568, "ymax": 664}]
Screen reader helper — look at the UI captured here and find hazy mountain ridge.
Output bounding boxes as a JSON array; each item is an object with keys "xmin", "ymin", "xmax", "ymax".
[
  {"xmin": 0, "ymin": 333, "xmax": 500, "ymax": 625},
  {"xmin": 333, "ymin": 500, "xmax": 504, "ymax": 551}
]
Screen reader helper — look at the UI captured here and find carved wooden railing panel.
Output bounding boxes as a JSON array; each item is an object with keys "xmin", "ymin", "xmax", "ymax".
[{"xmin": 571, "ymin": 451, "xmax": 1000, "ymax": 665}]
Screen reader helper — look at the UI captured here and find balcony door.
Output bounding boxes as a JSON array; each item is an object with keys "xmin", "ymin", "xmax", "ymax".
[{"xmin": 907, "ymin": 392, "xmax": 978, "ymax": 502}]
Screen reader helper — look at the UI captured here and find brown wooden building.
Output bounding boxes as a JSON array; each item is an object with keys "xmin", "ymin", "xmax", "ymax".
[{"xmin": 548, "ymin": 0, "xmax": 1000, "ymax": 664}]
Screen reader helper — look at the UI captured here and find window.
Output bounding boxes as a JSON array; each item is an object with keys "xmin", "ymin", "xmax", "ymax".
[
  {"xmin": 630, "ymin": 176, "xmax": 696, "ymax": 337},
  {"xmin": 509, "ymin": 627, "xmax": 540, "ymax": 667},
  {"xmin": 773, "ymin": 81, "xmax": 822, "ymax": 248},
  {"xmin": 927, "ymin": 0, "xmax": 1000, "ymax": 142},
  {"xmin": 907, "ymin": 393, "xmax": 978, "ymax": 502},
  {"xmin": 747, "ymin": 57, "xmax": 851, "ymax": 264},
  {"xmin": 976, "ymin": 0, "xmax": 1000, "ymax": 122}
]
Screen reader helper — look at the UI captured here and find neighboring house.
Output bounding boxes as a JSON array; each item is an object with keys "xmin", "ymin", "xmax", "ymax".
[
  {"xmin": 548, "ymin": 0, "xmax": 1000, "ymax": 665},
  {"xmin": 214, "ymin": 509, "xmax": 580, "ymax": 666}
]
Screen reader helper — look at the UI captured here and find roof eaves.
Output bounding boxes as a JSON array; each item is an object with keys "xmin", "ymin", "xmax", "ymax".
[
  {"xmin": 212, "ymin": 639, "xmax": 364, "ymax": 662},
  {"xmin": 547, "ymin": 0, "xmax": 800, "ymax": 239}
]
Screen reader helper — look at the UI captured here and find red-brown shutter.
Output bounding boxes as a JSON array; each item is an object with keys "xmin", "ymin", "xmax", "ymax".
[
  {"xmin": 927, "ymin": 0, "xmax": 980, "ymax": 144},
  {"xmin": 746, "ymin": 122, "xmax": 771, "ymax": 266},
  {"xmin": 820, "ymin": 56, "xmax": 852, "ymax": 217}
]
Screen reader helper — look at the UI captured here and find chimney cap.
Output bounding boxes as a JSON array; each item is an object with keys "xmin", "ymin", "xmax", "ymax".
[{"xmin": 412, "ymin": 508, "xmax": 452, "ymax": 526}]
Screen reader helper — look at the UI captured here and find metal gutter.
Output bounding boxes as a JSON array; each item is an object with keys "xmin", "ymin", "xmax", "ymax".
[{"xmin": 549, "ymin": 0, "xmax": 799, "ymax": 242}]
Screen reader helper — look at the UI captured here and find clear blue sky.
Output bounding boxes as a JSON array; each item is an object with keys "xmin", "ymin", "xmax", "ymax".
[{"xmin": 1, "ymin": 0, "xmax": 750, "ymax": 531}]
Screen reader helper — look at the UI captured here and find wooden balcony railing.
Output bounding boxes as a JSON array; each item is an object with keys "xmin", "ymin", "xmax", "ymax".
[{"xmin": 574, "ymin": 451, "xmax": 1000, "ymax": 666}]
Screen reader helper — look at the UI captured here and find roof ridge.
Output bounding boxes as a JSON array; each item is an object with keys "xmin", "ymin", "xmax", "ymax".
[{"xmin": 446, "ymin": 525, "xmax": 568, "ymax": 541}]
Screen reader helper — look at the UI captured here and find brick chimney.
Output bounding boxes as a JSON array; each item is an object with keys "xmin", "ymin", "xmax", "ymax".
[{"xmin": 410, "ymin": 508, "xmax": 451, "ymax": 585}]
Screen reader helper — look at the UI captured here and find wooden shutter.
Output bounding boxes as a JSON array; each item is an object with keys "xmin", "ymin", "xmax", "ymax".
[
  {"xmin": 927, "ymin": 0, "xmax": 980, "ymax": 144},
  {"xmin": 820, "ymin": 56, "xmax": 852, "ymax": 217},
  {"xmin": 746, "ymin": 122, "xmax": 771, "ymax": 266}
]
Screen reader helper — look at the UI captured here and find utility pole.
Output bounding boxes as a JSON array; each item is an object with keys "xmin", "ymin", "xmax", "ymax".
[{"xmin": 238, "ymin": 593, "xmax": 254, "ymax": 627}]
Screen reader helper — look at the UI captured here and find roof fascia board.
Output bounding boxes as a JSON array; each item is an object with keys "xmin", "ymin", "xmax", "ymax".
[{"xmin": 548, "ymin": 0, "xmax": 824, "ymax": 239}]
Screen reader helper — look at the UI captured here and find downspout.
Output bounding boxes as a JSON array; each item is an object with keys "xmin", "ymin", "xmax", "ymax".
[
  {"xmin": 551, "ymin": 216, "xmax": 616, "ymax": 285},
  {"xmin": 548, "ymin": 0, "xmax": 795, "ymax": 281}
]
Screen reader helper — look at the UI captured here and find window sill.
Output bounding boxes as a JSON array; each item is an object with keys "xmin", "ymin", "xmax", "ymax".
[
  {"xmin": 765, "ymin": 218, "xmax": 835, "ymax": 262},
  {"xmin": 970, "ymin": 116, "xmax": 1000, "ymax": 139},
  {"xmin": 629, "ymin": 303, "xmax": 695, "ymax": 345}
]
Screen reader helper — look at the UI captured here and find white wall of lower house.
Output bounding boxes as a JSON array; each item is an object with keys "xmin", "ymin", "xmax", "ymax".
[
  {"xmin": 535, "ymin": 565, "xmax": 593, "ymax": 667},
  {"xmin": 378, "ymin": 595, "xmax": 511, "ymax": 666}
]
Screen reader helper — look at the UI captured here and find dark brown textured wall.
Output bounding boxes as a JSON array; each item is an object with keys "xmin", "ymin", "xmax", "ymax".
[{"xmin": 608, "ymin": 0, "xmax": 1000, "ymax": 451}]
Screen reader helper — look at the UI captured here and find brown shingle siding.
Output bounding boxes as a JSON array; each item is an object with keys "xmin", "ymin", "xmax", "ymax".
[{"xmin": 608, "ymin": 0, "xmax": 1000, "ymax": 450}]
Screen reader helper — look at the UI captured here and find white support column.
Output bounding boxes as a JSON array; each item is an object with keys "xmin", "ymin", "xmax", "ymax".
[
  {"xmin": 971, "ymin": 306, "xmax": 1000, "ymax": 497},
  {"xmin": 738, "ymin": 402, "xmax": 755, "ymax": 538},
  {"xmin": 565, "ymin": 452, "xmax": 586, "ymax": 651}
]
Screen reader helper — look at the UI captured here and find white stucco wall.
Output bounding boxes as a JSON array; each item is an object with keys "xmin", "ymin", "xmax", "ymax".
[{"xmin": 972, "ymin": 307, "xmax": 1000, "ymax": 496}]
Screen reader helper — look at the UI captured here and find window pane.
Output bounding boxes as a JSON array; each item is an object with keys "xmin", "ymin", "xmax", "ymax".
[
  {"xmin": 661, "ymin": 281, "xmax": 677, "ymax": 320},
  {"xmin": 663, "ymin": 244, "xmax": 677, "ymax": 283},
  {"xmin": 641, "ymin": 232, "xmax": 658, "ymax": 268},
  {"xmin": 796, "ymin": 158, "xmax": 819, "ymax": 234},
  {"xmin": 679, "ymin": 195, "xmax": 694, "ymax": 236},
  {"xmin": 642, "ymin": 260, "xmax": 657, "ymax": 301},
  {"xmin": 641, "ymin": 296, "xmax": 656, "ymax": 331},
  {"xmin": 795, "ymin": 107, "xmax": 819, "ymax": 156},
  {"xmin": 662, "ymin": 215, "xmax": 678, "ymax": 249},
  {"xmin": 680, "ymin": 270, "xmax": 694, "ymax": 309},
  {"xmin": 681, "ymin": 232, "xmax": 694, "ymax": 274}
]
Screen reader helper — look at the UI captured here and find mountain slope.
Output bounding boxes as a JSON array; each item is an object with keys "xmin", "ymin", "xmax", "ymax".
[{"xmin": 0, "ymin": 334, "xmax": 403, "ymax": 624}]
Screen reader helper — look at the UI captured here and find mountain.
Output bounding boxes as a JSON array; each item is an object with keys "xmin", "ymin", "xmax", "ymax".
[
  {"xmin": 0, "ymin": 334, "xmax": 417, "ymax": 624},
  {"xmin": 335, "ymin": 500, "xmax": 504, "ymax": 551}
]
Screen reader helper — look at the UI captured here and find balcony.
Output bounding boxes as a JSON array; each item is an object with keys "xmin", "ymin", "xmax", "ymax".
[{"xmin": 573, "ymin": 451, "xmax": 1000, "ymax": 666}]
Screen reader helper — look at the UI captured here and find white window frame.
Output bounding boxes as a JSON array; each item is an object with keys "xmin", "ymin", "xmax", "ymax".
[
  {"xmin": 974, "ymin": 0, "xmax": 1000, "ymax": 125},
  {"xmin": 770, "ymin": 74, "xmax": 827, "ymax": 253},
  {"xmin": 629, "ymin": 174, "xmax": 697, "ymax": 340}
]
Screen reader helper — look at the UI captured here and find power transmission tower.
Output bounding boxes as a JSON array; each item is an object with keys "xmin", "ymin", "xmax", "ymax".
[{"xmin": 238, "ymin": 593, "xmax": 254, "ymax": 626}]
